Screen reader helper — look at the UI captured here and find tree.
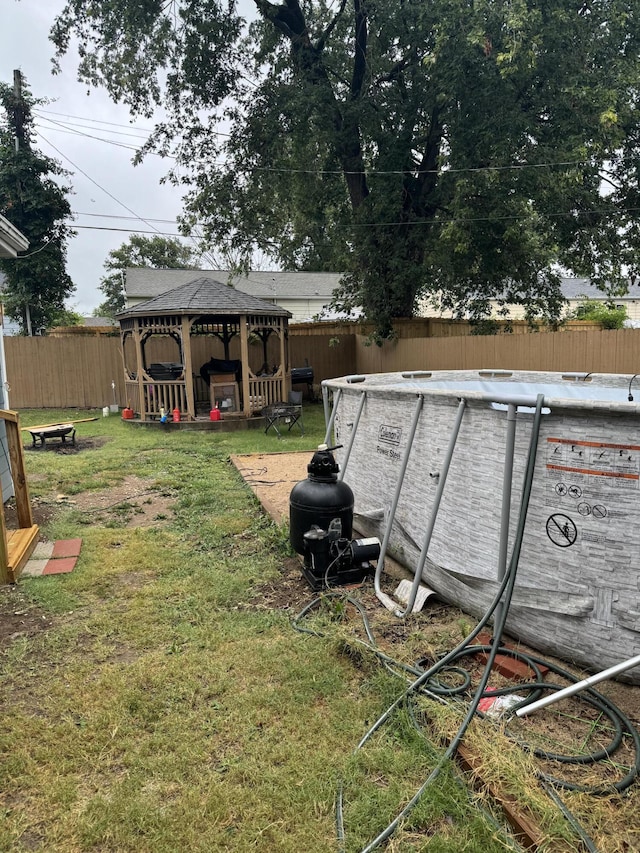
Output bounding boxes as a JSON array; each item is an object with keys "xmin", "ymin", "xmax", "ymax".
[
  {"xmin": 96, "ymin": 234, "xmax": 198, "ymax": 316},
  {"xmin": 50, "ymin": 307, "xmax": 83, "ymax": 327},
  {"xmin": 51, "ymin": 1, "xmax": 640, "ymax": 338},
  {"xmin": 0, "ymin": 73, "xmax": 75, "ymax": 334}
]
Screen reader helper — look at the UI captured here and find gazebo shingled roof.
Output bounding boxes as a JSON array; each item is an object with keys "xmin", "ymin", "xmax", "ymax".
[{"xmin": 117, "ymin": 277, "xmax": 291, "ymax": 319}]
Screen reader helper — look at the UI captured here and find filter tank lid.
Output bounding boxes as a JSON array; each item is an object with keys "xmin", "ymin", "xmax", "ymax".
[{"xmin": 307, "ymin": 446, "xmax": 339, "ymax": 479}]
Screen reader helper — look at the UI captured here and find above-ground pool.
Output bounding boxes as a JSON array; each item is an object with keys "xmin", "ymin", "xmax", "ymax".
[{"xmin": 323, "ymin": 369, "xmax": 640, "ymax": 682}]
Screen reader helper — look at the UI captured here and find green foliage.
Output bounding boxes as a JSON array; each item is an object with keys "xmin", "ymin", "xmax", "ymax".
[
  {"xmin": 469, "ymin": 318, "xmax": 502, "ymax": 336},
  {"xmin": 96, "ymin": 234, "xmax": 198, "ymax": 316},
  {"xmin": 569, "ymin": 297, "xmax": 628, "ymax": 329},
  {"xmin": 51, "ymin": 1, "xmax": 640, "ymax": 338},
  {"xmin": 50, "ymin": 307, "xmax": 83, "ymax": 327},
  {"xmin": 0, "ymin": 75, "xmax": 75, "ymax": 333}
]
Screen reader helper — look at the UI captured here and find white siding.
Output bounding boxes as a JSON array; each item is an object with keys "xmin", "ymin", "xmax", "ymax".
[{"xmin": 0, "ymin": 328, "xmax": 13, "ymax": 502}]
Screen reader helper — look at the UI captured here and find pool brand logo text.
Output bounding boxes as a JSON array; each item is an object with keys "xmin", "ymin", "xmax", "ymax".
[{"xmin": 378, "ymin": 424, "xmax": 402, "ymax": 445}]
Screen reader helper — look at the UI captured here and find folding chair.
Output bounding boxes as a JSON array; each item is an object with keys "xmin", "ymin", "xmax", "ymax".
[{"xmin": 263, "ymin": 392, "xmax": 304, "ymax": 437}]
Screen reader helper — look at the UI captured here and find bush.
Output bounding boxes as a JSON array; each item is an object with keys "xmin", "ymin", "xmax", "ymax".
[{"xmin": 569, "ymin": 298, "xmax": 627, "ymax": 329}]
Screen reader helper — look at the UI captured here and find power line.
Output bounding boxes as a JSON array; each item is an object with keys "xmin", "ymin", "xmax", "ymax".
[
  {"xmin": 33, "ymin": 107, "xmax": 233, "ymax": 140},
  {"xmin": 38, "ymin": 135, "xmax": 217, "ymax": 261},
  {"xmin": 74, "ymin": 225, "xmax": 186, "ymax": 236},
  {"xmin": 72, "ymin": 211, "xmax": 181, "ymax": 223},
  {"xmin": 68, "ymin": 203, "xmax": 640, "ymax": 237},
  {"xmin": 36, "ymin": 133, "xmax": 633, "ymax": 241},
  {"xmin": 37, "ymin": 131, "xmax": 169, "ymax": 238},
  {"xmin": 33, "ymin": 108, "xmax": 155, "ymax": 134},
  {"xmin": 34, "ymin": 112, "xmax": 149, "ymax": 140},
  {"xmin": 37, "ymin": 120, "xmax": 145, "ymax": 153},
  {"xmin": 253, "ymin": 159, "xmax": 593, "ymax": 177},
  {"xmin": 32, "ymin": 108, "xmax": 595, "ymax": 178}
]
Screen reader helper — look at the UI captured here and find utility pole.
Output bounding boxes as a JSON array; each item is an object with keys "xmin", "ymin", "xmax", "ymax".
[
  {"xmin": 13, "ymin": 70, "xmax": 25, "ymax": 151},
  {"xmin": 12, "ymin": 69, "xmax": 32, "ymax": 336}
]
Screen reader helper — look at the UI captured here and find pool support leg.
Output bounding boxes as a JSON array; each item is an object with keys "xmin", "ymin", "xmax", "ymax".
[
  {"xmin": 395, "ymin": 398, "xmax": 467, "ymax": 618},
  {"xmin": 493, "ymin": 402, "xmax": 517, "ymax": 638},
  {"xmin": 373, "ymin": 394, "xmax": 424, "ymax": 612},
  {"xmin": 337, "ymin": 389, "xmax": 367, "ymax": 482}
]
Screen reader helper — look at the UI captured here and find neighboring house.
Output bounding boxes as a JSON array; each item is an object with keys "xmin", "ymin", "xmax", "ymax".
[
  {"xmin": 125, "ymin": 268, "xmax": 343, "ymax": 324},
  {"xmin": 419, "ymin": 277, "xmax": 640, "ymax": 322},
  {"xmin": 0, "ymin": 213, "xmax": 30, "ymax": 501},
  {"xmin": 127, "ymin": 267, "xmax": 640, "ymax": 324},
  {"xmin": 82, "ymin": 315, "xmax": 118, "ymax": 328},
  {"xmin": 0, "ymin": 213, "xmax": 28, "ymax": 259},
  {"xmin": 0, "ymin": 273, "xmax": 20, "ymax": 336},
  {"xmin": 559, "ymin": 278, "xmax": 640, "ymax": 321}
]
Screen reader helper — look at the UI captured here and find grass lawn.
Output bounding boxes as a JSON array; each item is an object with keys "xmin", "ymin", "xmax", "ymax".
[{"xmin": 0, "ymin": 406, "xmax": 637, "ymax": 852}]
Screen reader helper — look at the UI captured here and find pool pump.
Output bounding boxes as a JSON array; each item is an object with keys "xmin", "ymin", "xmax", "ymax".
[{"xmin": 289, "ymin": 445, "xmax": 380, "ymax": 590}]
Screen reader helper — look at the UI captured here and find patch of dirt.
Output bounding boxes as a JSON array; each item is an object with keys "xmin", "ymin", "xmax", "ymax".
[
  {"xmin": 3, "ymin": 475, "xmax": 176, "ymax": 532},
  {"xmin": 0, "ymin": 479, "xmax": 174, "ymax": 650},
  {"xmin": 0, "ymin": 584, "xmax": 54, "ymax": 646},
  {"xmin": 245, "ymin": 555, "xmax": 318, "ymax": 615},
  {"xmin": 24, "ymin": 436, "xmax": 109, "ymax": 455},
  {"xmin": 56, "ymin": 474, "xmax": 176, "ymax": 529}
]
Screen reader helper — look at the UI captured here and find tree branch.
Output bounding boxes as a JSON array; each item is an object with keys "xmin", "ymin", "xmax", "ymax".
[
  {"xmin": 372, "ymin": 53, "xmax": 419, "ymax": 88},
  {"xmin": 253, "ymin": 0, "xmax": 369, "ymax": 208},
  {"xmin": 252, "ymin": 0, "xmax": 307, "ymax": 42},
  {"xmin": 599, "ymin": 171, "xmax": 621, "ymax": 191},
  {"xmin": 351, "ymin": 0, "xmax": 368, "ymax": 99},
  {"xmin": 317, "ymin": 0, "xmax": 349, "ymax": 52},
  {"xmin": 406, "ymin": 105, "xmax": 444, "ymax": 217}
]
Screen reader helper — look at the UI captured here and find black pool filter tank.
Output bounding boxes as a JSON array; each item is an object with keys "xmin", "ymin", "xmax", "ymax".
[{"xmin": 290, "ymin": 445, "xmax": 380, "ymax": 589}]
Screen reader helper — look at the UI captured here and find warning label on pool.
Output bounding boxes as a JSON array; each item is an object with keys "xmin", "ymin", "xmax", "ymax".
[
  {"xmin": 546, "ymin": 438, "xmax": 640, "ymax": 493},
  {"xmin": 544, "ymin": 437, "xmax": 640, "ymax": 559}
]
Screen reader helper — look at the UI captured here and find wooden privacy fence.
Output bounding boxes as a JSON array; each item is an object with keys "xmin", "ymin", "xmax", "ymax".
[
  {"xmin": 354, "ymin": 326, "xmax": 640, "ymax": 376},
  {"xmin": 3, "ymin": 331, "xmax": 356, "ymax": 409},
  {"xmin": 5, "ymin": 336, "xmax": 125, "ymax": 409},
  {"xmin": 5, "ymin": 325, "xmax": 640, "ymax": 409}
]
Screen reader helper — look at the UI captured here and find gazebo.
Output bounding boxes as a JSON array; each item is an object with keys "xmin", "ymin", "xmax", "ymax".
[{"xmin": 117, "ymin": 277, "xmax": 292, "ymax": 422}]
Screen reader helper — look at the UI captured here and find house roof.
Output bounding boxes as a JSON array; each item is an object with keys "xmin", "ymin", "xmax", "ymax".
[
  {"xmin": 560, "ymin": 278, "xmax": 640, "ymax": 300},
  {"xmin": 117, "ymin": 277, "xmax": 291, "ymax": 319},
  {"xmin": 125, "ymin": 268, "xmax": 342, "ymax": 301},
  {"xmin": 83, "ymin": 316, "xmax": 118, "ymax": 327},
  {"xmin": 0, "ymin": 214, "xmax": 29, "ymax": 258}
]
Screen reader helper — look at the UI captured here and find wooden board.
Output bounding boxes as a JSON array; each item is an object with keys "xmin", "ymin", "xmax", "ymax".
[
  {"xmin": 6, "ymin": 524, "xmax": 40, "ymax": 583},
  {"xmin": 455, "ymin": 741, "xmax": 544, "ymax": 849},
  {"xmin": 20, "ymin": 417, "xmax": 98, "ymax": 432}
]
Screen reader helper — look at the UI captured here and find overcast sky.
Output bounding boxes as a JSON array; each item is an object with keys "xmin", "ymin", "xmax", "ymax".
[{"xmin": 1, "ymin": 0, "xmax": 196, "ymax": 315}]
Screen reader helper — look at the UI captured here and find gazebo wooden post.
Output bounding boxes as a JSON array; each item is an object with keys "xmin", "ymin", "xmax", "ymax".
[
  {"xmin": 119, "ymin": 328, "xmax": 129, "ymax": 385},
  {"xmin": 133, "ymin": 322, "xmax": 146, "ymax": 417},
  {"xmin": 181, "ymin": 316, "xmax": 196, "ymax": 420},
  {"xmin": 279, "ymin": 319, "xmax": 288, "ymax": 400},
  {"xmin": 240, "ymin": 314, "xmax": 251, "ymax": 416}
]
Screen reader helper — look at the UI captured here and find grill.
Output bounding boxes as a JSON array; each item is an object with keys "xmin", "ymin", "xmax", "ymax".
[
  {"xmin": 147, "ymin": 362, "xmax": 183, "ymax": 380},
  {"xmin": 291, "ymin": 366, "xmax": 314, "ymax": 399}
]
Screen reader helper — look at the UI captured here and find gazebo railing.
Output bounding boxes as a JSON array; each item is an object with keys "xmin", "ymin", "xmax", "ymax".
[
  {"xmin": 124, "ymin": 380, "xmax": 140, "ymax": 413},
  {"xmin": 125, "ymin": 376, "xmax": 286, "ymax": 419},
  {"xmin": 247, "ymin": 377, "xmax": 286, "ymax": 413},
  {"xmin": 125, "ymin": 379, "xmax": 187, "ymax": 419}
]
